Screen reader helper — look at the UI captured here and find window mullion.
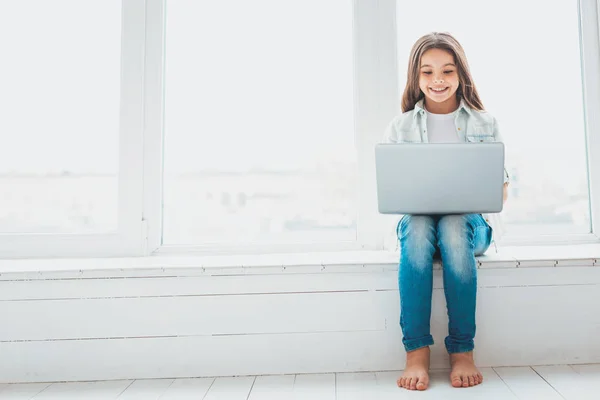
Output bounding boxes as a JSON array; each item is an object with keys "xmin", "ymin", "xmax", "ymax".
[
  {"xmin": 117, "ymin": 0, "xmax": 147, "ymax": 255},
  {"xmin": 354, "ymin": 0, "xmax": 400, "ymax": 250},
  {"xmin": 142, "ymin": 0, "xmax": 167, "ymax": 255}
]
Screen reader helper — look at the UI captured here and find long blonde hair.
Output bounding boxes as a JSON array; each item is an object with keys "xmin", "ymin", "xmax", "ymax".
[{"xmin": 401, "ymin": 32, "xmax": 484, "ymax": 113}]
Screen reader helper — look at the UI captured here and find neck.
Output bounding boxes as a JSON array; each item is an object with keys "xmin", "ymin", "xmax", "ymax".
[{"xmin": 424, "ymin": 96, "xmax": 459, "ymax": 114}]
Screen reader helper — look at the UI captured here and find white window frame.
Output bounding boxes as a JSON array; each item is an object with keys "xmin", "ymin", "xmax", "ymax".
[
  {"xmin": 496, "ymin": 0, "xmax": 600, "ymax": 247},
  {"xmin": 2, "ymin": 0, "xmax": 599, "ymax": 259},
  {"xmin": 0, "ymin": 0, "xmax": 146, "ymax": 259},
  {"xmin": 148, "ymin": 0, "xmax": 400, "ymax": 256}
]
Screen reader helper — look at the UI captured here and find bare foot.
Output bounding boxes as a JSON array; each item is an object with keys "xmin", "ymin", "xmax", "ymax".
[
  {"xmin": 449, "ymin": 351, "xmax": 483, "ymax": 388},
  {"xmin": 397, "ymin": 346, "xmax": 430, "ymax": 391}
]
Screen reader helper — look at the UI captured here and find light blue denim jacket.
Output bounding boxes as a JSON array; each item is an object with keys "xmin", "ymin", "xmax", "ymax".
[{"xmin": 382, "ymin": 98, "xmax": 508, "ymax": 245}]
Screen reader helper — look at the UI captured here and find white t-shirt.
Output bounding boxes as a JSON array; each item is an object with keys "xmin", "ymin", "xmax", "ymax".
[{"xmin": 425, "ymin": 109, "xmax": 460, "ymax": 143}]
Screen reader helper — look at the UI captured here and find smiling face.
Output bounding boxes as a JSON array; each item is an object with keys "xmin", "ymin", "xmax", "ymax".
[{"xmin": 418, "ymin": 48, "xmax": 460, "ymax": 113}]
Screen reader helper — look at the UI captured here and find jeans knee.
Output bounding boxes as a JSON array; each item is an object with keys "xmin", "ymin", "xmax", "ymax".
[
  {"xmin": 437, "ymin": 215, "xmax": 478, "ymax": 281},
  {"xmin": 398, "ymin": 215, "xmax": 437, "ymax": 270},
  {"xmin": 398, "ymin": 215, "xmax": 437, "ymax": 243},
  {"xmin": 437, "ymin": 215, "xmax": 473, "ymax": 250}
]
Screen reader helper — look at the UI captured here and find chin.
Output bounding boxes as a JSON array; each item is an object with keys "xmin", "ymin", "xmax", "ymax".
[{"xmin": 426, "ymin": 96, "xmax": 451, "ymax": 104}]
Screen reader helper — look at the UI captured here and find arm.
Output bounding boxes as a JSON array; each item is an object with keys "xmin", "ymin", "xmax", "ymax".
[{"xmin": 383, "ymin": 117, "xmax": 399, "ymax": 143}]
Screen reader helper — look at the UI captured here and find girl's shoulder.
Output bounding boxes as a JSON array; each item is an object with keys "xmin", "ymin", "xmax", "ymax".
[
  {"xmin": 467, "ymin": 108, "xmax": 498, "ymax": 126},
  {"xmin": 383, "ymin": 110, "xmax": 420, "ymax": 143},
  {"xmin": 389, "ymin": 108, "xmax": 419, "ymax": 129}
]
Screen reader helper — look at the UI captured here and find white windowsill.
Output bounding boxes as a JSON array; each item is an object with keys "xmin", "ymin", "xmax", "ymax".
[{"xmin": 0, "ymin": 244, "xmax": 598, "ymax": 279}]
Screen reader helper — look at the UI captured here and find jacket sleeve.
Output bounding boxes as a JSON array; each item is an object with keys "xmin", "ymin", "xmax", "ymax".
[
  {"xmin": 492, "ymin": 116, "xmax": 510, "ymax": 184},
  {"xmin": 382, "ymin": 117, "xmax": 399, "ymax": 143}
]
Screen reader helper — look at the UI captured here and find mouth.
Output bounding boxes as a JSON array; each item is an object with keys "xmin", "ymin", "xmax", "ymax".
[{"xmin": 429, "ymin": 87, "xmax": 449, "ymax": 95}]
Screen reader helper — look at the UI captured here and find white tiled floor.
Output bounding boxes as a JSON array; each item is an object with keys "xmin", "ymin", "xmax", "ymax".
[{"xmin": 0, "ymin": 364, "xmax": 598, "ymax": 399}]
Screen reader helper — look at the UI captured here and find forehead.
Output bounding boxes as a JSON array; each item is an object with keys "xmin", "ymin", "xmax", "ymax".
[{"xmin": 420, "ymin": 48, "xmax": 455, "ymax": 66}]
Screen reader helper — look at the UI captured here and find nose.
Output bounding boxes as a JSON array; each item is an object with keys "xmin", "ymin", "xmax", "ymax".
[{"xmin": 433, "ymin": 77, "xmax": 445, "ymax": 84}]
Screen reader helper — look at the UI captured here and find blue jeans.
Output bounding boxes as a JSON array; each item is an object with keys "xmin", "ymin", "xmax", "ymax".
[{"xmin": 396, "ymin": 214, "xmax": 492, "ymax": 354}]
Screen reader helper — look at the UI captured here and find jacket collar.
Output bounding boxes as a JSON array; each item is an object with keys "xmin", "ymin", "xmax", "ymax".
[{"xmin": 413, "ymin": 97, "xmax": 473, "ymax": 119}]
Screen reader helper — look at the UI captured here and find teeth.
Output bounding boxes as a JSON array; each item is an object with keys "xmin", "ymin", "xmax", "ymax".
[{"xmin": 431, "ymin": 87, "xmax": 447, "ymax": 92}]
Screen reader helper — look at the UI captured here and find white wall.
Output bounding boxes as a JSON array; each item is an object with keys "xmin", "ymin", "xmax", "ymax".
[{"xmin": 1, "ymin": 260, "xmax": 599, "ymax": 383}]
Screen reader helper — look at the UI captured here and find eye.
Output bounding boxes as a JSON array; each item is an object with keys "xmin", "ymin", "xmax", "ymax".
[
  {"xmin": 422, "ymin": 71, "xmax": 432, "ymax": 75},
  {"xmin": 444, "ymin": 70, "xmax": 455, "ymax": 74}
]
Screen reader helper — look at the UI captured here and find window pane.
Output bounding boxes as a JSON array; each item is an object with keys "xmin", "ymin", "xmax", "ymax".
[
  {"xmin": 396, "ymin": 0, "xmax": 590, "ymax": 235},
  {"xmin": 163, "ymin": 1, "xmax": 356, "ymax": 245},
  {"xmin": 0, "ymin": 1, "xmax": 121, "ymax": 234}
]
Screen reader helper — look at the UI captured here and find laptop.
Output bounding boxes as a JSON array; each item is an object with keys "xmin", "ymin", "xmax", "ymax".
[{"xmin": 374, "ymin": 142, "xmax": 505, "ymax": 214}]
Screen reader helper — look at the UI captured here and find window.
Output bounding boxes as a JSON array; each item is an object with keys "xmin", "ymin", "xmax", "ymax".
[
  {"xmin": 162, "ymin": 1, "xmax": 357, "ymax": 247},
  {"xmin": 0, "ymin": 1, "xmax": 121, "ymax": 235},
  {"xmin": 0, "ymin": 1, "xmax": 145, "ymax": 259},
  {"xmin": 3, "ymin": 1, "xmax": 599, "ymax": 259},
  {"xmin": 396, "ymin": 0, "xmax": 592, "ymax": 238}
]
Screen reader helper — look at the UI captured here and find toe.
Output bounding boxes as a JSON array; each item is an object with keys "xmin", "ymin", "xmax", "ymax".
[
  {"xmin": 416, "ymin": 380, "xmax": 427, "ymax": 391},
  {"xmin": 478, "ymin": 373, "xmax": 484, "ymax": 383},
  {"xmin": 396, "ymin": 377, "xmax": 402, "ymax": 387},
  {"xmin": 462, "ymin": 377, "xmax": 469, "ymax": 388},
  {"xmin": 399, "ymin": 377, "xmax": 405, "ymax": 388},
  {"xmin": 451, "ymin": 376, "xmax": 462, "ymax": 388},
  {"xmin": 468, "ymin": 376, "xmax": 475, "ymax": 386},
  {"xmin": 409, "ymin": 377, "xmax": 417, "ymax": 390}
]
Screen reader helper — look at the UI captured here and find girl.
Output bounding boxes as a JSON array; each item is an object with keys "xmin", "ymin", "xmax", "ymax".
[{"xmin": 383, "ymin": 32, "xmax": 509, "ymax": 391}]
